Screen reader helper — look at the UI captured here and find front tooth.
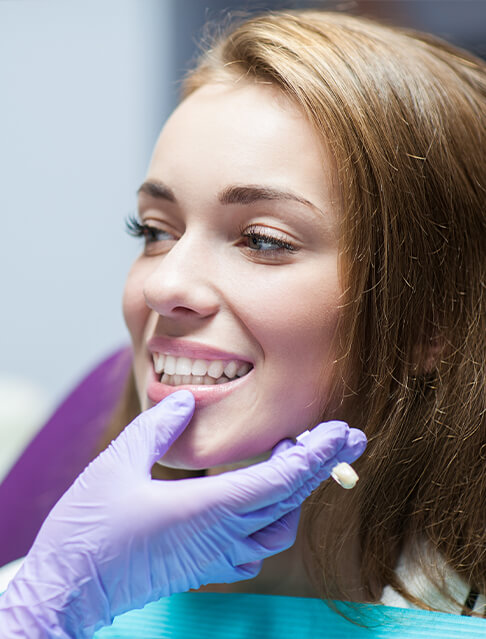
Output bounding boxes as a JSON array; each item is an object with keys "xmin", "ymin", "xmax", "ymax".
[
  {"xmin": 236, "ymin": 362, "xmax": 251, "ymax": 377},
  {"xmin": 208, "ymin": 360, "xmax": 224, "ymax": 379},
  {"xmin": 192, "ymin": 375, "xmax": 204, "ymax": 385},
  {"xmin": 182, "ymin": 375, "xmax": 192, "ymax": 384},
  {"xmin": 173, "ymin": 374, "xmax": 182, "ymax": 385},
  {"xmin": 154, "ymin": 353, "xmax": 165, "ymax": 374},
  {"xmin": 223, "ymin": 360, "xmax": 238, "ymax": 378},
  {"xmin": 175, "ymin": 357, "xmax": 192, "ymax": 375},
  {"xmin": 203, "ymin": 375, "xmax": 216, "ymax": 385},
  {"xmin": 192, "ymin": 359, "xmax": 208, "ymax": 376},
  {"xmin": 165, "ymin": 355, "xmax": 176, "ymax": 375}
]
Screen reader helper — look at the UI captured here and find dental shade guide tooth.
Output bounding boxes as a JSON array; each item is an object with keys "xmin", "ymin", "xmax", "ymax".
[
  {"xmin": 296, "ymin": 430, "xmax": 359, "ymax": 489},
  {"xmin": 330, "ymin": 462, "xmax": 359, "ymax": 489}
]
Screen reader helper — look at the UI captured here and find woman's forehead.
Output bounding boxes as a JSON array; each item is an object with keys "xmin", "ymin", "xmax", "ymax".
[{"xmin": 148, "ymin": 81, "xmax": 339, "ymax": 213}]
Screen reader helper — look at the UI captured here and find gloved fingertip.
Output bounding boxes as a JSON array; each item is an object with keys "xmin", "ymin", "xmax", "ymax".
[
  {"xmin": 332, "ymin": 428, "xmax": 367, "ymax": 466},
  {"xmin": 346, "ymin": 429, "xmax": 367, "ymax": 456},
  {"xmin": 157, "ymin": 390, "xmax": 195, "ymax": 413},
  {"xmin": 271, "ymin": 438, "xmax": 295, "ymax": 457}
]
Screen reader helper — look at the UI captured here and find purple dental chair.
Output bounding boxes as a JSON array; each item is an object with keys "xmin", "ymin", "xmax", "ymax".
[{"xmin": 0, "ymin": 346, "xmax": 133, "ymax": 567}]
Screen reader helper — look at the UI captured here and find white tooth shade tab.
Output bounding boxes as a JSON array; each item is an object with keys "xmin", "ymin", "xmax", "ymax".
[{"xmin": 153, "ymin": 352, "xmax": 253, "ymax": 384}]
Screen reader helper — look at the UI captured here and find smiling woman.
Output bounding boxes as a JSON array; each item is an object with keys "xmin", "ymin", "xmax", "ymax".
[
  {"xmin": 122, "ymin": 81, "xmax": 342, "ymax": 470},
  {"xmin": 111, "ymin": 8, "xmax": 486, "ymax": 613},
  {"xmin": 1, "ymin": 8, "xmax": 486, "ymax": 638}
]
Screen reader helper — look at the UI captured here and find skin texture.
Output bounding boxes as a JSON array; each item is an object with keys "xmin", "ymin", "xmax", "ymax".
[{"xmin": 123, "ymin": 81, "xmax": 343, "ymax": 469}]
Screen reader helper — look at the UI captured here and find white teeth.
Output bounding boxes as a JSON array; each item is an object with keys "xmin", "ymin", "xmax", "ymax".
[
  {"xmin": 207, "ymin": 360, "xmax": 224, "ymax": 379},
  {"xmin": 236, "ymin": 362, "xmax": 251, "ymax": 377},
  {"xmin": 175, "ymin": 357, "xmax": 192, "ymax": 375},
  {"xmin": 154, "ymin": 352, "xmax": 253, "ymax": 383},
  {"xmin": 192, "ymin": 359, "xmax": 207, "ymax": 376},
  {"xmin": 159, "ymin": 371, "xmax": 247, "ymax": 387},
  {"xmin": 164, "ymin": 355, "xmax": 176, "ymax": 375},
  {"xmin": 154, "ymin": 353, "xmax": 165, "ymax": 374},
  {"xmin": 224, "ymin": 361, "xmax": 238, "ymax": 378}
]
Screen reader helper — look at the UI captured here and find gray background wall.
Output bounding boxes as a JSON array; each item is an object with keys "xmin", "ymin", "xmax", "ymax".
[
  {"xmin": 0, "ymin": 0, "xmax": 174, "ymax": 471},
  {"xmin": 1, "ymin": 0, "xmax": 171, "ymax": 404}
]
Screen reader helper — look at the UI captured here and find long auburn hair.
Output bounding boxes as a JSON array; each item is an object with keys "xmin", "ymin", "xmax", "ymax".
[{"xmin": 102, "ymin": 11, "xmax": 486, "ymax": 608}]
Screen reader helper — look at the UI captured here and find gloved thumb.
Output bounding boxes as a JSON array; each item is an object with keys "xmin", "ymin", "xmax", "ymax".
[
  {"xmin": 271, "ymin": 438, "xmax": 294, "ymax": 457},
  {"xmin": 108, "ymin": 390, "xmax": 195, "ymax": 475}
]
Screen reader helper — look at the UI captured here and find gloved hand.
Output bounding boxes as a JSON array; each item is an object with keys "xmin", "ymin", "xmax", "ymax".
[{"xmin": 0, "ymin": 390, "xmax": 366, "ymax": 639}]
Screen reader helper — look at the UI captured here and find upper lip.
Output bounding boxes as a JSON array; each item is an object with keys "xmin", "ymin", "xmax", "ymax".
[{"xmin": 147, "ymin": 336, "xmax": 254, "ymax": 363}]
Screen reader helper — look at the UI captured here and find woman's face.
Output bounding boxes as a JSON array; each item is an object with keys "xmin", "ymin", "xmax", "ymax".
[{"xmin": 123, "ymin": 81, "xmax": 342, "ymax": 469}]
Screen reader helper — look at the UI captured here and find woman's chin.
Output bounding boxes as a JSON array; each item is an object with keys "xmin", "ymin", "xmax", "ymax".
[{"xmin": 155, "ymin": 435, "xmax": 272, "ymax": 472}]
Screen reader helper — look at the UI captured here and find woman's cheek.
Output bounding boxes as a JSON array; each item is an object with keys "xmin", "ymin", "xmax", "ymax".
[{"xmin": 122, "ymin": 263, "xmax": 149, "ymax": 340}]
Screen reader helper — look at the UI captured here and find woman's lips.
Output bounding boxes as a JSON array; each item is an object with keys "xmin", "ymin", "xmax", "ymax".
[
  {"xmin": 147, "ymin": 336, "xmax": 253, "ymax": 364},
  {"xmin": 147, "ymin": 364, "xmax": 253, "ymax": 408}
]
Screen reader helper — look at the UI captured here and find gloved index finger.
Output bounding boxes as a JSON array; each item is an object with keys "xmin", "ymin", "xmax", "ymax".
[
  {"xmin": 109, "ymin": 390, "xmax": 195, "ymax": 474},
  {"xmin": 225, "ymin": 421, "xmax": 349, "ymax": 515}
]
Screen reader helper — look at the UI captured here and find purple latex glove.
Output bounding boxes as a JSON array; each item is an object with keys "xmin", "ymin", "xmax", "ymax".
[{"xmin": 0, "ymin": 390, "xmax": 366, "ymax": 638}]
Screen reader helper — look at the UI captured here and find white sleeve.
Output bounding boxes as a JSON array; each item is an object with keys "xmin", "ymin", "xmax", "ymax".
[{"xmin": 0, "ymin": 557, "xmax": 24, "ymax": 593}]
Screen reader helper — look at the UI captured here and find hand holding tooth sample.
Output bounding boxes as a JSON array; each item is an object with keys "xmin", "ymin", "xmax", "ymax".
[
  {"xmin": 297, "ymin": 428, "xmax": 360, "ymax": 489},
  {"xmin": 0, "ymin": 391, "xmax": 366, "ymax": 639}
]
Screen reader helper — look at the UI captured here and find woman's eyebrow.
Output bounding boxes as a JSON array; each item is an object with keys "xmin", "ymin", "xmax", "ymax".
[
  {"xmin": 137, "ymin": 180, "xmax": 176, "ymax": 202},
  {"xmin": 218, "ymin": 184, "xmax": 323, "ymax": 216},
  {"xmin": 137, "ymin": 180, "xmax": 323, "ymax": 216}
]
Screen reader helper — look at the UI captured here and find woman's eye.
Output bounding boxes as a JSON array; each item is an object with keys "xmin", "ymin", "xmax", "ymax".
[
  {"xmin": 125, "ymin": 214, "xmax": 175, "ymax": 246},
  {"xmin": 241, "ymin": 227, "xmax": 297, "ymax": 255}
]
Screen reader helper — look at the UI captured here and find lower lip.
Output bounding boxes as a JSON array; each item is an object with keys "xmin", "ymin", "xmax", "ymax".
[{"xmin": 147, "ymin": 366, "xmax": 253, "ymax": 408}]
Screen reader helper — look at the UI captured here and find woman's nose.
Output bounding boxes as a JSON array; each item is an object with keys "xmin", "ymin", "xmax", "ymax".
[{"xmin": 142, "ymin": 233, "xmax": 220, "ymax": 321}]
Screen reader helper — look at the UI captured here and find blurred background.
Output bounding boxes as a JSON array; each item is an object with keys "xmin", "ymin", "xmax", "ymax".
[{"xmin": 1, "ymin": 0, "xmax": 485, "ymax": 478}]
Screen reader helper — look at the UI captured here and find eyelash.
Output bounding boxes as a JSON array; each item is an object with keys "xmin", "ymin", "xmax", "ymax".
[
  {"xmin": 239, "ymin": 224, "xmax": 297, "ymax": 254},
  {"xmin": 125, "ymin": 213, "xmax": 174, "ymax": 243},
  {"xmin": 125, "ymin": 213, "xmax": 297, "ymax": 255}
]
